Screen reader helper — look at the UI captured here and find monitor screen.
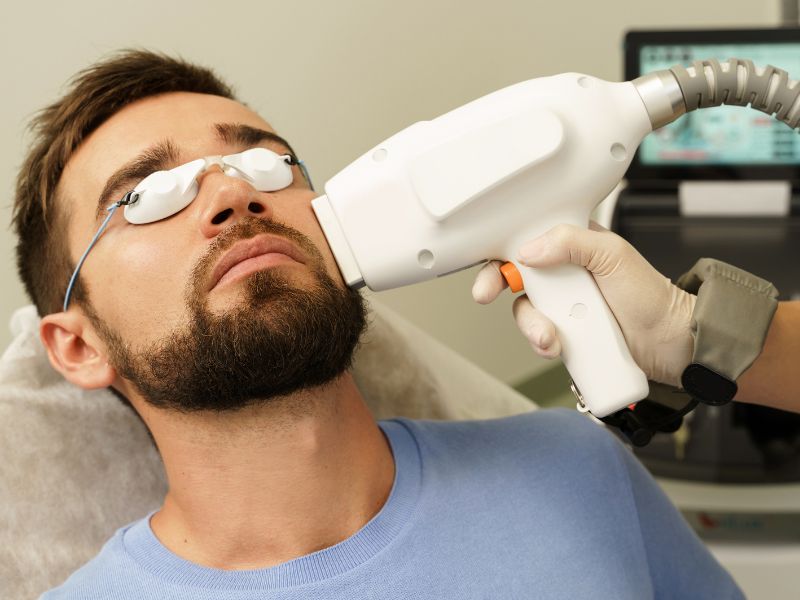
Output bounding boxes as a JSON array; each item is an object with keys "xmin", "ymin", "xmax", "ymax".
[{"xmin": 637, "ymin": 42, "xmax": 800, "ymax": 166}]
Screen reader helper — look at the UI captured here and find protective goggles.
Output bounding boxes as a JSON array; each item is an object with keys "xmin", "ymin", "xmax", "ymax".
[{"xmin": 63, "ymin": 148, "xmax": 312, "ymax": 310}]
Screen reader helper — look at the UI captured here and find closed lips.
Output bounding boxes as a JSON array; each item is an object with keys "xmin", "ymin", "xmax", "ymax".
[{"xmin": 210, "ymin": 235, "xmax": 306, "ymax": 290}]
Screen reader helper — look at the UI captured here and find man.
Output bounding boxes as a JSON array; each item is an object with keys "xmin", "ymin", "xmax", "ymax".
[{"xmin": 15, "ymin": 50, "xmax": 741, "ymax": 598}]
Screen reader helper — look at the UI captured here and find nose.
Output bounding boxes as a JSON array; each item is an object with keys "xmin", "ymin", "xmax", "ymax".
[{"xmin": 196, "ymin": 165, "xmax": 273, "ymax": 238}]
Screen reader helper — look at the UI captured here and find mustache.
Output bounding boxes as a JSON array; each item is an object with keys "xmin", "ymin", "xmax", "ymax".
[{"xmin": 188, "ymin": 217, "xmax": 324, "ymax": 297}]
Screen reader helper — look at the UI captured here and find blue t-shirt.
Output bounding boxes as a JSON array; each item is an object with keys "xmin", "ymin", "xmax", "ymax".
[{"xmin": 43, "ymin": 409, "xmax": 742, "ymax": 599}]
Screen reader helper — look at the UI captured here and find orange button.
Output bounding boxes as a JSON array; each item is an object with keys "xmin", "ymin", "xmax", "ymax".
[{"xmin": 500, "ymin": 262, "xmax": 524, "ymax": 293}]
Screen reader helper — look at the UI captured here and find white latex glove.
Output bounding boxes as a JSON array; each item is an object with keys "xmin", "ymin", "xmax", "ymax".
[{"xmin": 472, "ymin": 222, "xmax": 697, "ymax": 387}]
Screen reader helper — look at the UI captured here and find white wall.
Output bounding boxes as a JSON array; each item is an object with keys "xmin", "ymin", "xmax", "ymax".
[{"xmin": 0, "ymin": 0, "xmax": 779, "ymax": 385}]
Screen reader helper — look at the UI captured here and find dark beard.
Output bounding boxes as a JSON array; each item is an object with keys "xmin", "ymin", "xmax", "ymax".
[{"xmin": 91, "ymin": 218, "xmax": 367, "ymax": 413}]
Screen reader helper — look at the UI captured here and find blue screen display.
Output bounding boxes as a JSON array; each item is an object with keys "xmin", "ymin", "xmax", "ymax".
[{"xmin": 638, "ymin": 43, "xmax": 800, "ymax": 165}]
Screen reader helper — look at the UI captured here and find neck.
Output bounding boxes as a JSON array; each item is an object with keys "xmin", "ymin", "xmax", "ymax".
[{"xmin": 135, "ymin": 373, "xmax": 394, "ymax": 570}]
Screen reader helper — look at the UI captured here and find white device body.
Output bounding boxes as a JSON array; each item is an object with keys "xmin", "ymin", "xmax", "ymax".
[{"xmin": 312, "ymin": 73, "xmax": 654, "ymax": 418}]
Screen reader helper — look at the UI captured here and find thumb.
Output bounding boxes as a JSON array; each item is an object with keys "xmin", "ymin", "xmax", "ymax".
[{"xmin": 517, "ymin": 223, "xmax": 624, "ymax": 277}]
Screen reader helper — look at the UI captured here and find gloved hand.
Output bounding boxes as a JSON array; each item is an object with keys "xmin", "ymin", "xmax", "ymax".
[{"xmin": 472, "ymin": 222, "xmax": 697, "ymax": 387}]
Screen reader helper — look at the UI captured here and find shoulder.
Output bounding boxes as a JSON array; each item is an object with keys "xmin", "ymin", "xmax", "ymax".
[
  {"xmin": 40, "ymin": 521, "xmax": 146, "ymax": 600},
  {"xmin": 395, "ymin": 408, "xmax": 617, "ymax": 454},
  {"xmin": 389, "ymin": 409, "xmax": 628, "ymax": 482}
]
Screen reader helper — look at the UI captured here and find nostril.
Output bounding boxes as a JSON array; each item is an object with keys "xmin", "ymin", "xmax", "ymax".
[
  {"xmin": 248, "ymin": 202, "xmax": 265, "ymax": 214},
  {"xmin": 211, "ymin": 208, "xmax": 233, "ymax": 225}
]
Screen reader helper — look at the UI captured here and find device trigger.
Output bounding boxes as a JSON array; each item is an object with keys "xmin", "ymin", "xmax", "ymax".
[{"xmin": 500, "ymin": 262, "xmax": 524, "ymax": 293}]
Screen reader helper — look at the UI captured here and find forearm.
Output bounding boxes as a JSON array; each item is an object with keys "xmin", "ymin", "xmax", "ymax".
[{"xmin": 735, "ymin": 300, "xmax": 800, "ymax": 411}]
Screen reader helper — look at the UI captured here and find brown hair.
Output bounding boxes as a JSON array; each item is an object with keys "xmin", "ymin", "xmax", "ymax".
[{"xmin": 13, "ymin": 49, "xmax": 236, "ymax": 315}]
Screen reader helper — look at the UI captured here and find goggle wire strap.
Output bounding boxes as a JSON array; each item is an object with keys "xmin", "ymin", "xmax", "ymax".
[{"xmin": 62, "ymin": 195, "xmax": 132, "ymax": 311}]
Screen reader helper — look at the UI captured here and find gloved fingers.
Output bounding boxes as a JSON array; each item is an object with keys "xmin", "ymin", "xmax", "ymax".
[
  {"xmin": 516, "ymin": 222, "xmax": 626, "ymax": 277},
  {"xmin": 472, "ymin": 260, "xmax": 508, "ymax": 304},
  {"xmin": 514, "ymin": 220, "xmax": 695, "ymax": 385},
  {"xmin": 512, "ymin": 295, "xmax": 562, "ymax": 359}
]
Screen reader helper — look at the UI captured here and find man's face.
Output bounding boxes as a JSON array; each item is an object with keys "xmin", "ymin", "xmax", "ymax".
[{"xmin": 59, "ymin": 92, "xmax": 366, "ymax": 411}]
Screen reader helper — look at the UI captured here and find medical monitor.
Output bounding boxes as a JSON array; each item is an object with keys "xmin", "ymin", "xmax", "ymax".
[{"xmin": 624, "ymin": 28, "xmax": 800, "ymax": 183}]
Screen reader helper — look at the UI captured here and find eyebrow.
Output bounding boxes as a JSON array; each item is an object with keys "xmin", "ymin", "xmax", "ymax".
[
  {"xmin": 214, "ymin": 122, "xmax": 297, "ymax": 157},
  {"xmin": 94, "ymin": 124, "xmax": 297, "ymax": 220},
  {"xmin": 95, "ymin": 139, "xmax": 180, "ymax": 219}
]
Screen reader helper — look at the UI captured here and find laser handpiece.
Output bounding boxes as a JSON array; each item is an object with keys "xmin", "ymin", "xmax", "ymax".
[{"xmin": 312, "ymin": 58, "xmax": 800, "ymax": 418}]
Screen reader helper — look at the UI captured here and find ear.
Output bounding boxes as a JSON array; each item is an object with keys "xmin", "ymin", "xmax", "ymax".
[{"xmin": 40, "ymin": 312, "xmax": 116, "ymax": 390}]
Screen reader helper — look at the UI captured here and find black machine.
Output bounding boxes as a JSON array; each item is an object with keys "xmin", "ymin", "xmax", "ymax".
[{"xmin": 617, "ymin": 28, "xmax": 800, "ymax": 483}]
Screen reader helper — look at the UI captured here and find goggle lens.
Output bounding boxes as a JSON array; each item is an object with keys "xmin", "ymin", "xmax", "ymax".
[{"xmin": 124, "ymin": 148, "xmax": 295, "ymax": 225}]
